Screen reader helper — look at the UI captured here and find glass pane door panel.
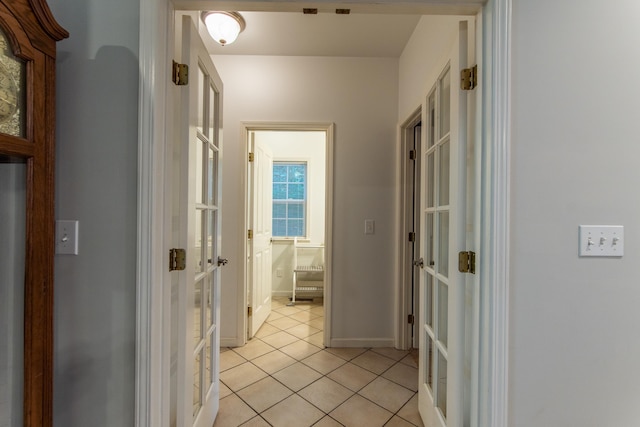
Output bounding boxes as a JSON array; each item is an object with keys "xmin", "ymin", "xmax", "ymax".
[
  {"xmin": 0, "ymin": 162, "xmax": 26, "ymax": 427},
  {"xmin": 439, "ymin": 69, "xmax": 451, "ymax": 137},
  {"xmin": 208, "ymin": 84, "xmax": 216, "ymax": 142},
  {"xmin": 425, "ymin": 274, "xmax": 433, "ymax": 327},
  {"xmin": 437, "ymin": 281, "xmax": 448, "ymax": 348},
  {"xmin": 428, "ymin": 93, "xmax": 435, "ymax": 149},
  {"xmin": 208, "ymin": 211, "xmax": 217, "ymax": 269},
  {"xmin": 424, "ymin": 332, "xmax": 433, "ymax": 391},
  {"xmin": 193, "ymin": 351, "xmax": 202, "ymax": 418},
  {"xmin": 206, "ymin": 335, "xmax": 213, "ymax": 388},
  {"xmin": 437, "ymin": 352, "xmax": 447, "ymax": 418},
  {"xmin": 426, "ymin": 213, "xmax": 434, "ymax": 268},
  {"xmin": 193, "ymin": 278, "xmax": 203, "ymax": 349},
  {"xmin": 197, "ymin": 66, "xmax": 205, "ymax": 133},
  {"xmin": 208, "ymin": 147, "xmax": 217, "ymax": 205},
  {"xmin": 194, "ymin": 209, "xmax": 204, "ymax": 273},
  {"xmin": 205, "ymin": 277, "xmax": 212, "ymax": 327},
  {"xmin": 0, "ymin": 29, "xmax": 27, "ymax": 138},
  {"xmin": 439, "ymin": 142, "xmax": 450, "ymax": 206},
  {"xmin": 438, "ymin": 212, "xmax": 449, "ymax": 277},
  {"xmin": 427, "ymin": 153, "xmax": 435, "ymax": 208},
  {"xmin": 195, "ymin": 139, "xmax": 204, "ymax": 204}
]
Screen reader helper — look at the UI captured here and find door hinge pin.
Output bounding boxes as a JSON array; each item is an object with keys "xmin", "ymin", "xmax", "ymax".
[
  {"xmin": 248, "ymin": 152, "xmax": 254, "ymax": 162},
  {"xmin": 247, "ymin": 306, "xmax": 253, "ymax": 316},
  {"xmin": 408, "ymin": 314, "xmax": 415, "ymax": 325},
  {"xmin": 461, "ymin": 64, "xmax": 478, "ymax": 91},
  {"xmin": 248, "ymin": 229, "xmax": 253, "ymax": 239},
  {"xmin": 409, "ymin": 150, "xmax": 416, "ymax": 160},
  {"xmin": 169, "ymin": 248, "xmax": 186, "ymax": 271},
  {"xmin": 172, "ymin": 60, "xmax": 189, "ymax": 86},
  {"xmin": 408, "ymin": 232, "xmax": 416, "ymax": 242},
  {"xmin": 458, "ymin": 251, "xmax": 476, "ymax": 274}
]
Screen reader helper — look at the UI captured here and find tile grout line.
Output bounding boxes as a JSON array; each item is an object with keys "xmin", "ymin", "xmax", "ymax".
[{"xmin": 216, "ymin": 297, "xmax": 422, "ymax": 427}]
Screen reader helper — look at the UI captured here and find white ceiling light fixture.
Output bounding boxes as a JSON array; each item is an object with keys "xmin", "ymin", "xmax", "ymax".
[{"xmin": 201, "ymin": 11, "xmax": 246, "ymax": 46}]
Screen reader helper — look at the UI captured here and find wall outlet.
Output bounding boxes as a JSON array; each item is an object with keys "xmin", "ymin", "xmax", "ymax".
[{"xmin": 276, "ymin": 268, "xmax": 284, "ymax": 278}]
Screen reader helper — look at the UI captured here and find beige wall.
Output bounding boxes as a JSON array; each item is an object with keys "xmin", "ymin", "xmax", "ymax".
[{"xmin": 213, "ymin": 54, "xmax": 399, "ymax": 346}]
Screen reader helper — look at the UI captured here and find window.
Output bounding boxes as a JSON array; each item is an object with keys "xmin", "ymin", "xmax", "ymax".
[{"xmin": 273, "ymin": 162, "xmax": 306, "ymax": 237}]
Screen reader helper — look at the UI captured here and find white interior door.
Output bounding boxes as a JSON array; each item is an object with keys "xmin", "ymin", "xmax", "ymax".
[
  {"xmin": 418, "ymin": 20, "xmax": 474, "ymax": 427},
  {"xmin": 248, "ymin": 132, "xmax": 273, "ymax": 337},
  {"xmin": 177, "ymin": 16, "xmax": 224, "ymax": 427}
]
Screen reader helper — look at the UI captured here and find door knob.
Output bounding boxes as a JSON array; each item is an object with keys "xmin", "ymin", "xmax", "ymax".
[{"xmin": 217, "ymin": 257, "xmax": 229, "ymax": 266}]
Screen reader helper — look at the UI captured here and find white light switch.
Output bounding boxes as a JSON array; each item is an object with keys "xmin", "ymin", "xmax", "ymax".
[
  {"xmin": 364, "ymin": 219, "xmax": 375, "ymax": 235},
  {"xmin": 56, "ymin": 220, "xmax": 79, "ymax": 255},
  {"xmin": 579, "ymin": 225, "xmax": 623, "ymax": 257}
]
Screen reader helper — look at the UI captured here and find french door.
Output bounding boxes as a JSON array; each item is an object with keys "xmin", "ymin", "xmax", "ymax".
[
  {"xmin": 177, "ymin": 17, "xmax": 224, "ymax": 427},
  {"xmin": 418, "ymin": 20, "xmax": 476, "ymax": 427}
]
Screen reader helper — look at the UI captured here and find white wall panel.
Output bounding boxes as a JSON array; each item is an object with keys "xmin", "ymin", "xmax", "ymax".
[{"xmin": 510, "ymin": 0, "xmax": 640, "ymax": 425}]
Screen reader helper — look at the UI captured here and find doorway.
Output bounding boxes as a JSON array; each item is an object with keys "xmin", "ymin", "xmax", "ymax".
[
  {"xmin": 135, "ymin": 2, "xmax": 512, "ymax": 426},
  {"xmin": 243, "ymin": 123, "xmax": 334, "ymax": 347}
]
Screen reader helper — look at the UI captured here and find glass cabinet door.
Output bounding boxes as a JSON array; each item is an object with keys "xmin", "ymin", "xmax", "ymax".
[
  {"xmin": 0, "ymin": 27, "xmax": 26, "ymax": 138},
  {"xmin": 0, "ymin": 159, "xmax": 26, "ymax": 427}
]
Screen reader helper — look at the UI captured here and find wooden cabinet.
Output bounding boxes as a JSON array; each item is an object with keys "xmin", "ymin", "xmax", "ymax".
[{"xmin": 0, "ymin": 1, "xmax": 66, "ymax": 425}]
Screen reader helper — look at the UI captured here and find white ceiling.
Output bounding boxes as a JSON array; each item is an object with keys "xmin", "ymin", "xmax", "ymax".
[{"xmin": 202, "ymin": 11, "xmax": 422, "ymax": 57}]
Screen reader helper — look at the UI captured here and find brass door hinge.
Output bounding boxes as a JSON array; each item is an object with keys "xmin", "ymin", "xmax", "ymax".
[
  {"xmin": 408, "ymin": 232, "xmax": 416, "ymax": 242},
  {"xmin": 247, "ymin": 306, "xmax": 253, "ymax": 316},
  {"xmin": 169, "ymin": 248, "xmax": 186, "ymax": 271},
  {"xmin": 248, "ymin": 229, "xmax": 253, "ymax": 239},
  {"xmin": 458, "ymin": 251, "xmax": 476, "ymax": 274},
  {"xmin": 172, "ymin": 60, "xmax": 189, "ymax": 86},
  {"xmin": 408, "ymin": 314, "xmax": 415, "ymax": 325},
  {"xmin": 248, "ymin": 152, "xmax": 254, "ymax": 162},
  {"xmin": 461, "ymin": 64, "xmax": 478, "ymax": 91}
]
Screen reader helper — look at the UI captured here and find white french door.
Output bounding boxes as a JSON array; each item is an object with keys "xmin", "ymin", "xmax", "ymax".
[
  {"xmin": 177, "ymin": 17, "xmax": 224, "ymax": 427},
  {"xmin": 418, "ymin": 20, "xmax": 476, "ymax": 427},
  {"xmin": 248, "ymin": 132, "xmax": 273, "ymax": 337}
]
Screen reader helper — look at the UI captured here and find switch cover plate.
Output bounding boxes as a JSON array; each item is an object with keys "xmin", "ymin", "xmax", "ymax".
[
  {"xmin": 579, "ymin": 225, "xmax": 623, "ymax": 257},
  {"xmin": 56, "ymin": 220, "xmax": 79, "ymax": 255},
  {"xmin": 364, "ymin": 219, "xmax": 375, "ymax": 235}
]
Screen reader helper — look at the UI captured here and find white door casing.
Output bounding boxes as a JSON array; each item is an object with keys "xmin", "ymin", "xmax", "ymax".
[
  {"xmin": 248, "ymin": 133, "xmax": 273, "ymax": 337},
  {"xmin": 176, "ymin": 16, "xmax": 224, "ymax": 427},
  {"xmin": 418, "ymin": 20, "xmax": 470, "ymax": 427}
]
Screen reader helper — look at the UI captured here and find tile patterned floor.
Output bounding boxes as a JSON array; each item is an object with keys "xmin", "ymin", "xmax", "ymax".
[{"xmin": 214, "ymin": 297, "xmax": 424, "ymax": 427}]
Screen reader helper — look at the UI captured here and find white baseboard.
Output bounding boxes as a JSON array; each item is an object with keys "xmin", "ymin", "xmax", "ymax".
[
  {"xmin": 220, "ymin": 337, "xmax": 243, "ymax": 348},
  {"xmin": 271, "ymin": 290, "xmax": 292, "ymax": 297},
  {"xmin": 329, "ymin": 338, "xmax": 395, "ymax": 348}
]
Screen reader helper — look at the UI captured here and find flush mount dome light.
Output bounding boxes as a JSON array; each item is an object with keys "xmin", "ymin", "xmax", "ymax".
[{"xmin": 201, "ymin": 11, "xmax": 246, "ymax": 46}]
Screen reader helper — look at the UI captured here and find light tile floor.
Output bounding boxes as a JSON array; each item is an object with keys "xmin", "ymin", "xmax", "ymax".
[{"xmin": 214, "ymin": 297, "xmax": 424, "ymax": 427}]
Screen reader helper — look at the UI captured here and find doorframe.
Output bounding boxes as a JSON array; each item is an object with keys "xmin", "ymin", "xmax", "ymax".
[
  {"xmin": 239, "ymin": 122, "xmax": 334, "ymax": 347},
  {"xmin": 397, "ymin": 108, "xmax": 423, "ymax": 351},
  {"xmin": 135, "ymin": 1, "xmax": 510, "ymax": 427}
]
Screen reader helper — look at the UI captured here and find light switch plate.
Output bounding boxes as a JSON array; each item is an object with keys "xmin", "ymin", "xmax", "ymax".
[
  {"xmin": 579, "ymin": 225, "xmax": 623, "ymax": 257},
  {"xmin": 56, "ymin": 220, "xmax": 79, "ymax": 255},
  {"xmin": 364, "ymin": 219, "xmax": 375, "ymax": 235}
]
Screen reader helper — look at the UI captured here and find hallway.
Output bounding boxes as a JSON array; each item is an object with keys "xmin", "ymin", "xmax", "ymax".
[{"xmin": 214, "ymin": 297, "xmax": 424, "ymax": 427}]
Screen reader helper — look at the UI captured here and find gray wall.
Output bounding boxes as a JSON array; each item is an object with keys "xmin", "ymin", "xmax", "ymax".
[
  {"xmin": 48, "ymin": 0, "xmax": 139, "ymax": 425},
  {"xmin": 509, "ymin": 0, "xmax": 640, "ymax": 425}
]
